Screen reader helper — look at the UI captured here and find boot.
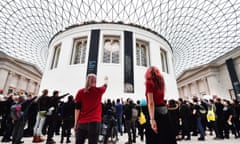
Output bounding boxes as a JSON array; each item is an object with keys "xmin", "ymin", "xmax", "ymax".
[
  {"xmin": 46, "ymin": 139, "xmax": 56, "ymax": 144},
  {"xmin": 33, "ymin": 136, "xmax": 44, "ymax": 143},
  {"xmin": 60, "ymin": 137, "xmax": 63, "ymax": 143},
  {"xmin": 39, "ymin": 136, "xmax": 44, "ymax": 142},
  {"xmin": 32, "ymin": 136, "xmax": 38, "ymax": 143},
  {"xmin": 66, "ymin": 137, "xmax": 71, "ymax": 143}
]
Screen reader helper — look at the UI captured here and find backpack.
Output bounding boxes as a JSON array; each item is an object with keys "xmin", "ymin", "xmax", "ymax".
[
  {"xmin": 10, "ymin": 103, "xmax": 23, "ymax": 120},
  {"xmin": 131, "ymin": 107, "xmax": 139, "ymax": 121}
]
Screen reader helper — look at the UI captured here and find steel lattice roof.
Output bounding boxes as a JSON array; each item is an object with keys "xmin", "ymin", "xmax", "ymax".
[{"xmin": 0, "ymin": 0, "xmax": 240, "ymax": 75}]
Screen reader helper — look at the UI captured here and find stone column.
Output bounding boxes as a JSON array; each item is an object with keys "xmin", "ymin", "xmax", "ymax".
[
  {"xmin": 26, "ymin": 79, "xmax": 31, "ymax": 93},
  {"xmin": 179, "ymin": 87, "xmax": 184, "ymax": 98},
  {"xmin": 204, "ymin": 78, "xmax": 210, "ymax": 96},
  {"xmin": 194, "ymin": 81, "xmax": 200, "ymax": 97},
  {"xmin": 34, "ymin": 82, "xmax": 40, "ymax": 96},
  {"xmin": 3, "ymin": 71, "xmax": 13, "ymax": 95},
  {"xmin": 16, "ymin": 74, "xmax": 22, "ymax": 92},
  {"xmin": 178, "ymin": 87, "xmax": 183, "ymax": 99},
  {"xmin": 186, "ymin": 84, "xmax": 192, "ymax": 100}
]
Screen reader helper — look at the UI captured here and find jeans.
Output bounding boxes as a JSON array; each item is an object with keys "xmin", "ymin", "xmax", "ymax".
[
  {"xmin": 12, "ymin": 118, "xmax": 25, "ymax": 144},
  {"xmin": 125, "ymin": 120, "xmax": 136, "ymax": 142},
  {"xmin": 46, "ymin": 114, "xmax": 57, "ymax": 140},
  {"xmin": 197, "ymin": 117, "xmax": 205, "ymax": 138},
  {"xmin": 117, "ymin": 116, "xmax": 123, "ymax": 134},
  {"xmin": 33, "ymin": 112, "xmax": 46, "ymax": 136},
  {"xmin": 75, "ymin": 122, "xmax": 100, "ymax": 144}
]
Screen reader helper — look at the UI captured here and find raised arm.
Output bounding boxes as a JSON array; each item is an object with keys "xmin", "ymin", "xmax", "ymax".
[
  {"xmin": 103, "ymin": 76, "xmax": 108, "ymax": 87},
  {"xmin": 58, "ymin": 93, "xmax": 69, "ymax": 99}
]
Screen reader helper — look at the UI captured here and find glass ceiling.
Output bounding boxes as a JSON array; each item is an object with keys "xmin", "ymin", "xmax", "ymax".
[{"xmin": 0, "ymin": 0, "xmax": 240, "ymax": 76}]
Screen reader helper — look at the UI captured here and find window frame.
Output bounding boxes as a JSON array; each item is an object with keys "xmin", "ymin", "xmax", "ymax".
[
  {"xmin": 160, "ymin": 48, "xmax": 169, "ymax": 73},
  {"xmin": 136, "ymin": 39, "xmax": 149, "ymax": 67},
  {"xmin": 70, "ymin": 37, "xmax": 88, "ymax": 65},
  {"xmin": 50, "ymin": 44, "xmax": 61, "ymax": 69},
  {"xmin": 102, "ymin": 35, "xmax": 121, "ymax": 64}
]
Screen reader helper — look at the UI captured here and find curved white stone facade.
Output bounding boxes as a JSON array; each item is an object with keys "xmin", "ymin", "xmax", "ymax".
[{"xmin": 40, "ymin": 23, "xmax": 179, "ymax": 101}]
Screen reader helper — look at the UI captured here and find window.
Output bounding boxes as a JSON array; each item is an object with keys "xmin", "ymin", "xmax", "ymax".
[
  {"xmin": 103, "ymin": 36, "xmax": 120, "ymax": 64},
  {"xmin": 161, "ymin": 48, "xmax": 169, "ymax": 73},
  {"xmin": 136, "ymin": 40, "xmax": 149, "ymax": 67},
  {"xmin": 50, "ymin": 44, "xmax": 61, "ymax": 69},
  {"xmin": 71, "ymin": 37, "xmax": 87, "ymax": 64}
]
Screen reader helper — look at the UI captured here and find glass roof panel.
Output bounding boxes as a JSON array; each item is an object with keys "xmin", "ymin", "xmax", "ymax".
[{"xmin": 0, "ymin": 0, "xmax": 240, "ymax": 76}]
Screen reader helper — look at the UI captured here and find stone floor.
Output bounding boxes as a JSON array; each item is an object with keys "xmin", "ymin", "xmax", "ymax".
[{"xmin": 1, "ymin": 132, "xmax": 240, "ymax": 144}]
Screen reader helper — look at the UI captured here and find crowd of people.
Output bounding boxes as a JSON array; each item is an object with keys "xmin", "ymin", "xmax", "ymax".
[
  {"xmin": 0, "ymin": 67, "xmax": 240, "ymax": 144},
  {"xmin": 0, "ymin": 90, "xmax": 73, "ymax": 144}
]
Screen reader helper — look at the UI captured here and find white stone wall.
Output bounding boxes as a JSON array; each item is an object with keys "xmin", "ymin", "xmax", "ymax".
[
  {"xmin": 0, "ymin": 69, "xmax": 8, "ymax": 88},
  {"xmin": 177, "ymin": 49, "xmax": 240, "ymax": 101},
  {"xmin": 0, "ymin": 52, "xmax": 42, "ymax": 95},
  {"xmin": 41, "ymin": 24, "xmax": 179, "ymax": 101}
]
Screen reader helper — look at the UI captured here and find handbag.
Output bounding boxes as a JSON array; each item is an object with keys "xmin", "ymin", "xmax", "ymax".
[
  {"xmin": 138, "ymin": 107, "xmax": 146, "ymax": 125},
  {"xmin": 155, "ymin": 105, "xmax": 168, "ymax": 115},
  {"xmin": 206, "ymin": 105, "xmax": 215, "ymax": 121}
]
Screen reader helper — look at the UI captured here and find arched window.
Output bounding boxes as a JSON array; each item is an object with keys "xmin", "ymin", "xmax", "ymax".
[
  {"xmin": 161, "ymin": 48, "xmax": 169, "ymax": 73},
  {"xmin": 71, "ymin": 37, "xmax": 87, "ymax": 64},
  {"xmin": 103, "ymin": 36, "xmax": 120, "ymax": 64},
  {"xmin": 136, "ymin": 40, "xmax": 149, "ymax": 67},
  {"xmin": 51, "ymin": 44, "xmax": 61, "ymax": 69}
]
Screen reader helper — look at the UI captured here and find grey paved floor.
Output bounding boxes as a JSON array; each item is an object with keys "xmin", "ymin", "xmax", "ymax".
[{"xmin": 1, "ymin": 132, "xmax": 240, "ymax": 144}]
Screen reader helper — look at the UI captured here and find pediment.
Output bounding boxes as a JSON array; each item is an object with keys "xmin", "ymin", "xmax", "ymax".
[
  {"xmin": 177, "ymin": 66, "xmax": 203, "ymax": 81},
  {"xmin": 15, "ymin": 59, "xmax": 42, "ymax": 76}
]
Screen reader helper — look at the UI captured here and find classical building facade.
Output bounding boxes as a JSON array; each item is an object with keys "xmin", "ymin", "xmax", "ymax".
[
  {"xmin": 177, "ymin": 47, "xmax": 240, "ymax": 101},
  {"xmin": 0, "ymin": 52, "xmax": 42, "ymax": 96},
  {"xmin": 40, "ymin": 22, "xmax": 179, "ymax": 101}
]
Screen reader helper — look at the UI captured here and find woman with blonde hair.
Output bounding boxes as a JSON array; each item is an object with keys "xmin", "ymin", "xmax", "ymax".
[
  {"xmin": 145, "ymin": 66, "xmax": 177, "ymax": 144},
  {"xmin": 74, "ymin": 74, "xmax": 108, "ymax": 144}
]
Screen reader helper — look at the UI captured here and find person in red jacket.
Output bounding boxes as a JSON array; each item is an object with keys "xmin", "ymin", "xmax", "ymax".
[
  {"xmin": 74, "ymin": 74, "xmax": 108, "ymax": 144},
  {"xmin": 145, "ymin": 66, "xmax": 177, "ymax": 144}
]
